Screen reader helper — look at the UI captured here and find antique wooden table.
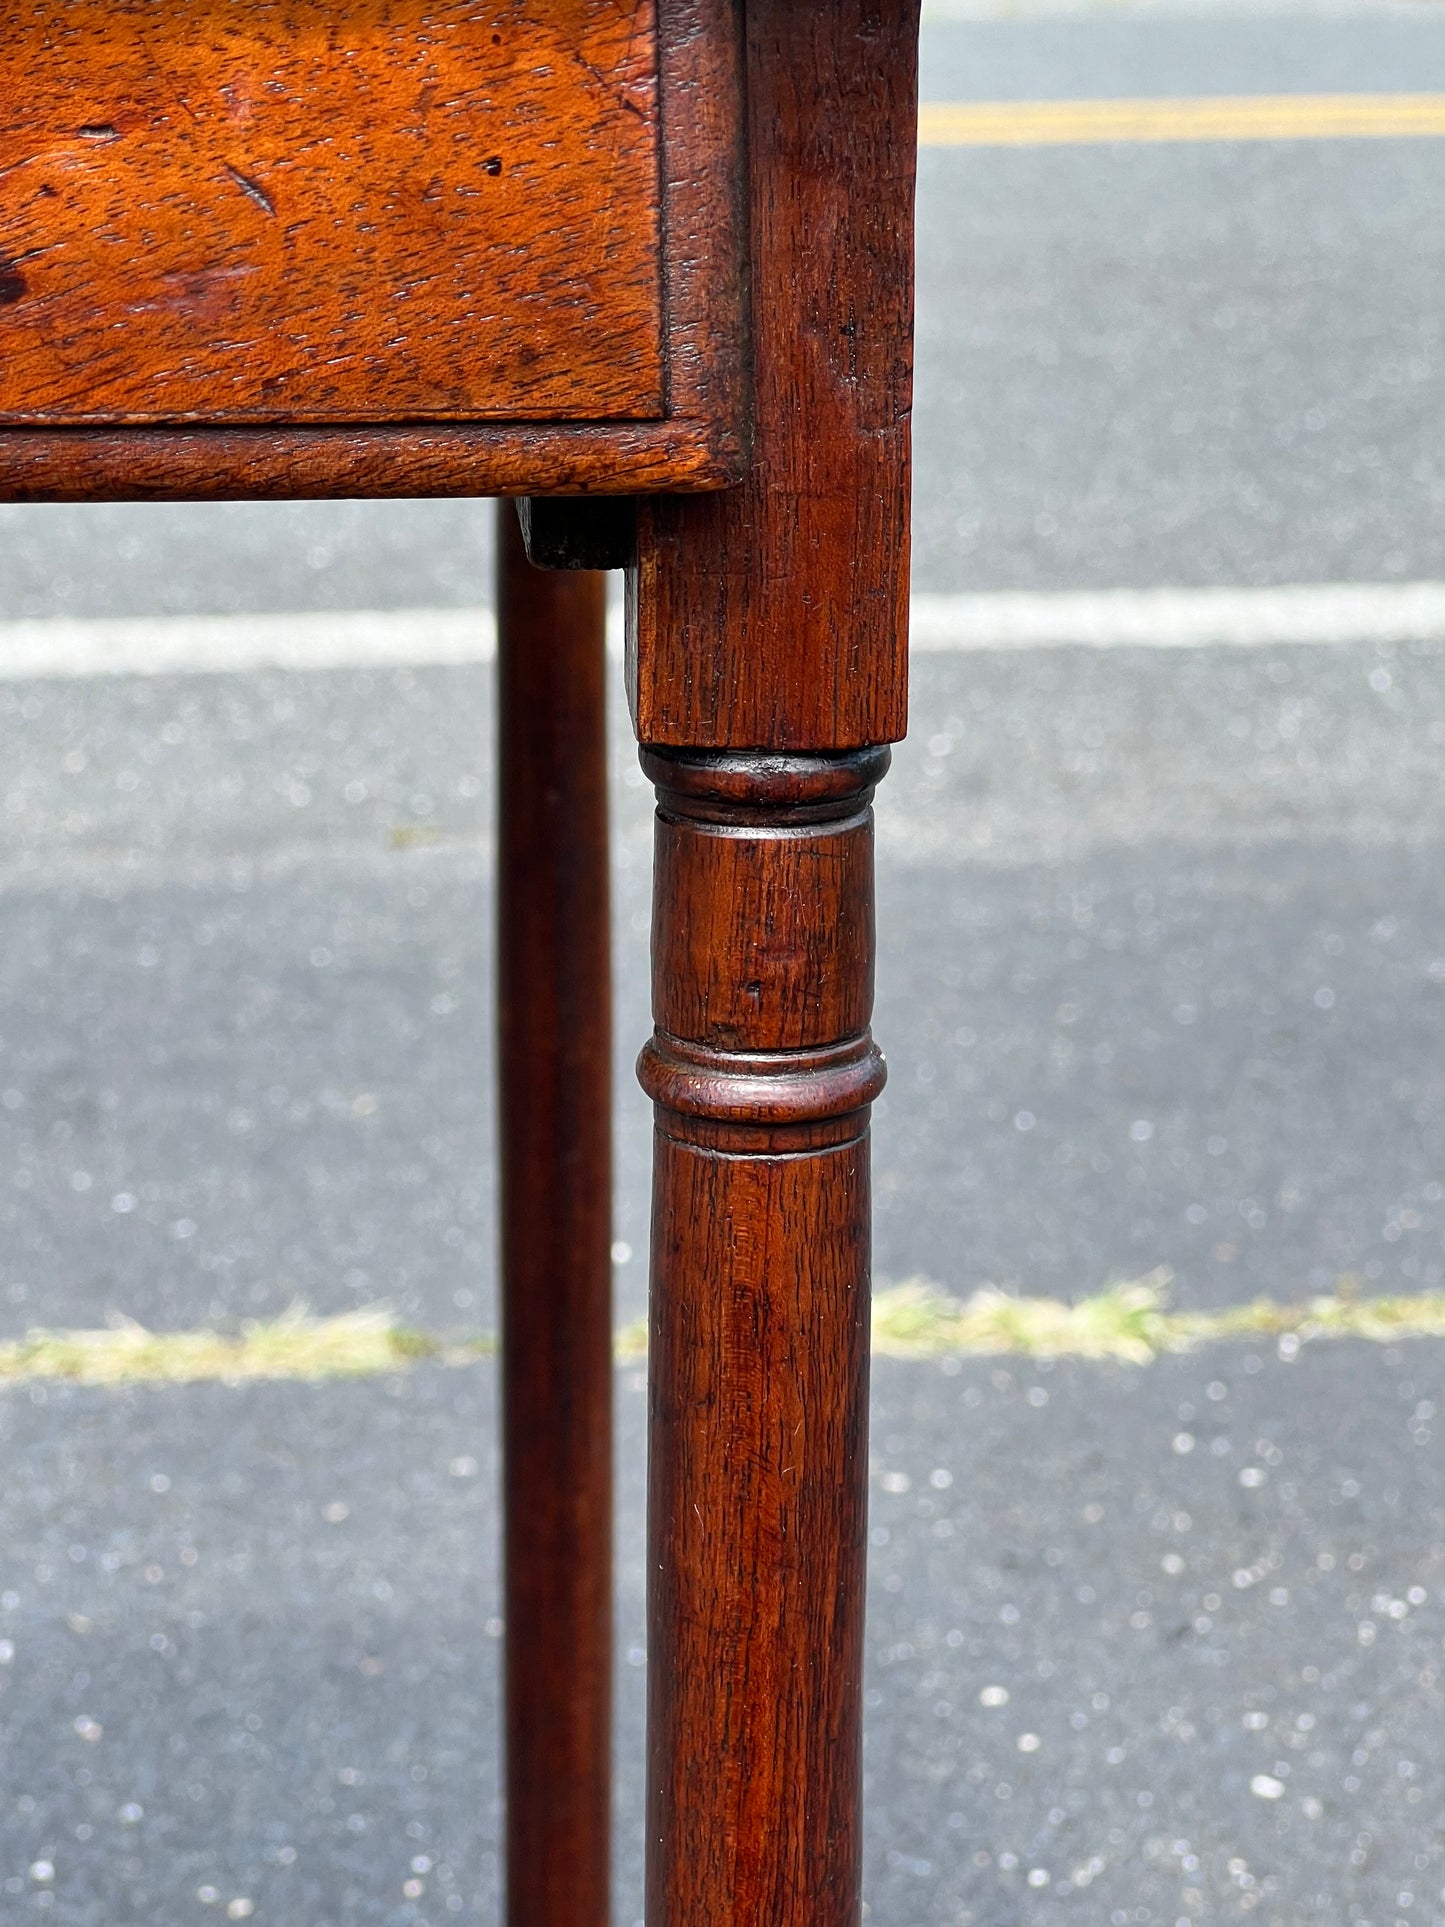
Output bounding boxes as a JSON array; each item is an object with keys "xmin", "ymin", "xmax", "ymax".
[{"xmin": 0, "ymin": 5, "xmax": 921, "ymax": 1924}]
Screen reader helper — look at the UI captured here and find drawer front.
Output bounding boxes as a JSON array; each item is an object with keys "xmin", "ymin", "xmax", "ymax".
[{"xmin": 0, "ymin": 0, "xmax": 664, "ymax": 425}]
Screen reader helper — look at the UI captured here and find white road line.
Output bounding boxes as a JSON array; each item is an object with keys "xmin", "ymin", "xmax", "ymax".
[
  {"xmin": 0, "ymin": 607, "xmax": 497, "ymax": 680},
  {"xmin": 917, "ymin": 95, "xmax": 1445, "ymax": 146},
  {"xmin": 1, "ymin": 583, "xmax": 1443, "ymax": 680},
  {"xmin": 910, "ymin": 582, "xmax": 1445, "ymax": 650}
]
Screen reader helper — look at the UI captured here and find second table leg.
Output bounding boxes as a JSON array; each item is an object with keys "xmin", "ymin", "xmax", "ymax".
[{"xmin": 496, "ymin": 501, "xmax": 613, "ymax": 1927}]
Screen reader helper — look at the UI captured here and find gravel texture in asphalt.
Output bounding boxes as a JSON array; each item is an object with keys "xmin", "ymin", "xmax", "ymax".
[
  {"xmin": 2, "ymin": 1347, "xmax": 1442, "ymax": 1927},
  {"xmin": 3, "ymin": 637, "xmax": 1443, "ymax": 1338}
]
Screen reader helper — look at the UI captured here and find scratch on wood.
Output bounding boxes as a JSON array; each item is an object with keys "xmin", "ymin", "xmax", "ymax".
[{"xmin": 224, "ymin": 163, "xmax": 276, "ymax": 217}]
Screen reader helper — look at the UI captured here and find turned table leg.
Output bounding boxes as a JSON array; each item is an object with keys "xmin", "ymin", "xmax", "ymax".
[
  {"xmin": 496, "ymin": 502, "xmax": 613, "ymax": 1927},
  {"xmin": 639, "ymin": 745, "xmax": 889, "ymax": 1927},
  {"xmin": 627, "ymin": 5, "xmax": 919, "ymax": 1921}
]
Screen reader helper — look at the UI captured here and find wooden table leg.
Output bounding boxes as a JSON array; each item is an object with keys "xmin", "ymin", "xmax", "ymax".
[
  {"xmin": 496, "ymin": 501, "xmax": 613, "ymax": 1927},
  {"xmin": 628, "ymin": 6, "xmax": 919, "ymax": 1924},
  {"xmin": 639, "ymin": 745, "xmax": 889, "ymax": 1927}
]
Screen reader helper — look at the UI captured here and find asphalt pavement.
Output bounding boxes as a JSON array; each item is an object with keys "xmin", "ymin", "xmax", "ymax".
[{"xmin": 3, "ymin": 5, "xmax": 1445, "ymax": 1922}]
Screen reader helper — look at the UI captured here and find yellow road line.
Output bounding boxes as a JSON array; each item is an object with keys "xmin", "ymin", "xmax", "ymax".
[{"xmin": 919, "ymin": 93, "xmax": 1445, "ymax": 147}]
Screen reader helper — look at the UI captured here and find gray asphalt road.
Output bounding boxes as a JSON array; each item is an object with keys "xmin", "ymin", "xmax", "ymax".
[
  {"xmin": 914, "ymin": 10, "xmax": 1445, "ymax": 592},
  {"xmin": 4, "ymin": 6, "xmax": 1445, "ymax": 1923},
  {"xmin": 4, "ymin": 636, "xmax": 1445, "ymax": 1337},
  {"xmin": 3, "ymin": 1350, "xmax": 1442, "ymax": 1926}
]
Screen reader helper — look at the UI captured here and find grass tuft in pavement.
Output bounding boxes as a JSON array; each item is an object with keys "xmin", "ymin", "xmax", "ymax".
[
  {"xmin": 0, "ymin": 1305, "xmax": 481, "ymax": 1388},
  {"xmin": 4, "ymin": 1276, "xmax": 1445, "ymax": 1388},
  {"xmin": 870, "ymin": 1270, "xmax": 1445, "ymax": 1361},
  {"xmin": 871, "ymin": 1270, "xmax": 1175, "ymax": 1362}
]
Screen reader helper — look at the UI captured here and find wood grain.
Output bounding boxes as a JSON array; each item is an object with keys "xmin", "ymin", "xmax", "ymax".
[
  {"xmin": 0, "ymin": 0, "xmax": 663, "ymax": 424},
  {"xmin": 646, "ymin": 1133, "xmax": 872, "ymax": 1927},
  {"xmin": 649, "ymin": 753, "xmax": 877, "ymax": 1050},
  {"xmin": 0, "ymin": 419, "xmax": 737, "ymax": 501},
  {"xmin": 638, "ymin": 748, "xmax": 890, "ymax": 1927},
  {"xmin": 497, "ymin": 503, "xmax": 613, "ymax": 1927},
  {"xmin": 0, "ymin": 0, "xmax": 749, "ymax": 499},
  {"xmin": 628, "ymin": 0, "xmax": 920, "ymax": 748},
  {"xmin": 652, "ymin": 0, "xmax": 747, "ymax": 431}
]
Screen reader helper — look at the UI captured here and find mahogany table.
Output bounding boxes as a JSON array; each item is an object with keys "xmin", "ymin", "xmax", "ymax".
[{"xmin": 0, "ymin": 6, "xmax": 921, "ymax": 1924}]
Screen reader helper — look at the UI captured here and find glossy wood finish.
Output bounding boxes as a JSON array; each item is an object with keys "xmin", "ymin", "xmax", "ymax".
[
  {"xmin": 0, "ymin": 0, "xmax": 747, "ymax": 500},
  {"xmin": 639, "ymin": 747, "xmax": 890, "ymax": 1927},
  {"xmin": 0, "ymin": 420, "xmax": 735, "ymax": 502},
  {"xmin": 633, "ymin": 8, "xmax": 918, "ymax": 1925},
  {"xmin": 2, "ymin": 1, "xmax": 663, "ymax": 425},
  {"xmin": 628, "ymin": 0, "xmax": 918, "ymax": 749},
  {"xmin": 496, "ymin": 504, "xmax": 612, "ymax": 1927}
]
